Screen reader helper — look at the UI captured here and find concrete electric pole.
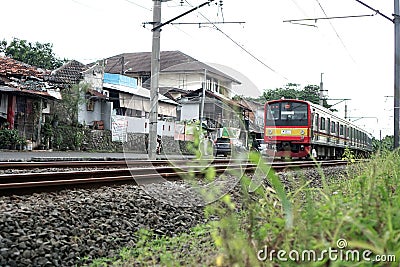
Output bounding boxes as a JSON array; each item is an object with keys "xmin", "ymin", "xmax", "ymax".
[
  {"xmin": 148, "ymin": 0, "xmax": 215, "ymax": 159},
  {"xmin": 319, "ymin": 73, "xmax": 324, "ymax": 106},
  {"xmin": 395, "ymin": 0, "xmax": 400, "ymax": 148},
  {"xmin": 149, "ymin": 0, "xmax": 169, "ymax": 160}
]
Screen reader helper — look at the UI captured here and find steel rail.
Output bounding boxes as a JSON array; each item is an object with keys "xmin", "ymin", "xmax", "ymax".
[{"xmin": 0, "ymin": 160, "xmax": 353, "ymax": 195}]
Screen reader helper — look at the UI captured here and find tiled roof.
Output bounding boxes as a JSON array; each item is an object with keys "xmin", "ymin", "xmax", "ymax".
[
  {"xmin": 0, "ymin": 56, "xmax": 46, "ymax": 78},
  {"xmin": 104, "ymin": 51, "xmax": 241, "ymax": 84},
  {"xmin": 48, "ymin": 60, "xmax": 86, "ymax": 84}
]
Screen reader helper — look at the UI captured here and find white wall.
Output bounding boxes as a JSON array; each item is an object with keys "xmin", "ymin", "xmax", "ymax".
[
  {"xmin": 123, "ymin": 116, "xmax": 175, "ymax": 137},
  {"xmin": 78, "ymin": 99, "xmax": 102, "ymax": 127},
  {"xmin": 159, "ymin": 72, "xmax": 234, "ymax": 98},
  {"xmin": 180, "ymin": 103, "xmax": 199, "ymax": 121}
]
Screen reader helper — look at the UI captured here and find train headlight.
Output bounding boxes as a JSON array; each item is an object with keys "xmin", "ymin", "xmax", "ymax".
[
  {"xmin": 300, "ymin": 130, "xmax": 305, "ymax": 135},
  {"xmin": 268, "ymin": 129, "xmax": 273, "ymax": 135}
]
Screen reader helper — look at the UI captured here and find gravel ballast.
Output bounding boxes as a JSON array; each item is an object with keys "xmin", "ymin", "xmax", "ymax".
[{"xmin": 0, "ymin": 165, "xmax": 348, "ymax": 266}]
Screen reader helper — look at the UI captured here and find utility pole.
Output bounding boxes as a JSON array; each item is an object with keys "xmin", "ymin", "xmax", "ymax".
[
  {"xmin": 319, "ymin": 73, "xmax": 324, "ymax": 106},
  {"xmin": 149, "ymin": 0, "xmax": 169, "ymax": 160},
  {"xmin": 395, "ymin": 0, "xmax": 400, "ymax": 148},
  {"xmin": 148, "ymin": 0, "xmax": 214, "ymax": 159},
  {"xmin": 200, "ymin": 69, "xmax": 207, "ymax": 122}
]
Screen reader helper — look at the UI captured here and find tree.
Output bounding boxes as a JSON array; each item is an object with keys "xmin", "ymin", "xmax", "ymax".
[
  {"xmin": 254, "ymin": 83, "xmax": 335, "ymax": 111},
  {"xmin": 0, "ymin": 38, "xmax": 66, "ymax": 69},
  {"xmin": 373, "ymin": 135, "xmax": 394, "ymax": 152}
]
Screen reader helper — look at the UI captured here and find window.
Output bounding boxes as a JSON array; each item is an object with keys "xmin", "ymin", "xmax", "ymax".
[
  {"xmin": 266, "ymin": 101, "xmax": 308, "ymax": 126},
  {"xmin": 340, "ymin": 125, "xmax": 344, "ymax": 136},
  {"xmin": 331, "ymin": 121, "xmax": 336, "ymax": 133},
  {"xmin": 126, "ymin": 109, "xmax": 142, "ymax": 117},
  {"xmin": 87, "ymin": 99, "xmax": 95, "ymax": 111},
  {"xmin": 315, "ymin": 113, "xmax": 319, "ymax": 128},
  {"xmin": 327, "ymin": 118, "xmax": 331, "ymax": 133},
  {"xmin": 320, "ymin": 117, "xmax": 325, "ymax": 130}
]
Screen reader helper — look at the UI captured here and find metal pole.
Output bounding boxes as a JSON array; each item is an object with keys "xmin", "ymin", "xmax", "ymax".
[
  {"xmin": 395, "ymin": 0, "xmax": 400, "ymax": 149},
  {"xmin": 149, "ymin": 0, "xmax": 163, "ymax": 159},
  {"xmin": 200, "ymin": 69, "xmax": 207, "ymax": 122},
  {"xmin": 319, "ymin": 73, "xmax": 324, "ymax": 106},
  {"xmin": 345, "ymin": 102, "xmax": 348, "ymax": 120}
]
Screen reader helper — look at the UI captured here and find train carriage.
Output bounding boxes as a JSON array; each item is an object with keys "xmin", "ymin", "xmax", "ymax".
[{"xmin": 264, "ymin": 99, "xmax": 372, "ymax": 159}]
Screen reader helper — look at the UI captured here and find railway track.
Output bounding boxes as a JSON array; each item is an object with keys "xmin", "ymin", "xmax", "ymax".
[{"xmin": 0, "ymin": 159, "xmax": 351, "ymax": 195}]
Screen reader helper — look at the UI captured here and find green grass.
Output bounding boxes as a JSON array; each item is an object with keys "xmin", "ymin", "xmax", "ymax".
[
  {"xmin": 89, "ymin": 150, "xmax": 400, "ymax": 266},
  {"xmin": 87, "ymin": 225, "xmax": 216, "ymax": 267}
]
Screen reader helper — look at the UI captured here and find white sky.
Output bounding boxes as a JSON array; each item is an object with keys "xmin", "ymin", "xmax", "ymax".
[{"xmin": 1, "ymin": 0, "xmax": 396, "ymax": 138}]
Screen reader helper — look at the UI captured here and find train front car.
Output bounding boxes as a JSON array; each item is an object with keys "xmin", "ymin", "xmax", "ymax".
[{"xmin": 264, "ymin": 99, "xmax": 311, "ymax": 159}]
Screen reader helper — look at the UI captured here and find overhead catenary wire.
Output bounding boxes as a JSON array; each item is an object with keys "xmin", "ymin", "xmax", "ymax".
[
  {"xmin": 315, "ymin": 0, "xmax": 356, "ymax": 63},
  {"xmin": 183, "ymin": 0, "xmax": 289, "ymax": 81},
  {"xmin": 123, "ymin": 0, "xmax": 152, "ymax": 11}
]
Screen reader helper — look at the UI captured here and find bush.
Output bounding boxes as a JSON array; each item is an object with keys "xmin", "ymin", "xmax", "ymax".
[{"xmin": 0, "ymin": 129, "xmax": 26, "ymax": 149}]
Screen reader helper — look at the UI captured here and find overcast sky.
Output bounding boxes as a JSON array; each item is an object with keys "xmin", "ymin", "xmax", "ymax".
[{"xmin": 1, "ymin": 0, "xmax": 395, "ymax": 138}]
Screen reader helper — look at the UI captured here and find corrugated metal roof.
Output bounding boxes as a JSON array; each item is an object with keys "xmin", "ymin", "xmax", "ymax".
[
  {"xmin": 104, "ymin": 51, "xmax": 241, "ymax": 84},
  {"xmin": 103, "ymin": 82, "xmax": 178, "ymax": 106}
]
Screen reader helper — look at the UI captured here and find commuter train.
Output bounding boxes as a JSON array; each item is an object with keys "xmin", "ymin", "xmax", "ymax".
[{"xmin": 264, "ymin": 99, "xmax": 373, "ymax": 159}]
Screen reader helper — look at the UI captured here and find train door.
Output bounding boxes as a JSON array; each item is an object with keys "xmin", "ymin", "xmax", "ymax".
[{"xmin": 313, "ymin": 112, "xmax": 319, "ymax": 141}]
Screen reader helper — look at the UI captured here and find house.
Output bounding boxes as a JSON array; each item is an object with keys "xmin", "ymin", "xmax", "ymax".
[
  {"xmin": 0, "ymin": 56, "xmax": 61, "ymax": 147},
  {"xmin": 102, "ymin": 73, "xmax": 178, "ymax": 138},
  {"xmin": 104, "ymin": 51, "xmax": 247, "ymax": 142},
  {"xmin": 235, "ymin": 98, "xmax": 265, "ymax": 139},
  {"xmin": 48, "ymin": 60, "xmax": 109, "ymax": 128}
]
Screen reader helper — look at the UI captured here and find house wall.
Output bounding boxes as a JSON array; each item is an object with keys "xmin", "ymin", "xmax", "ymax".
[
  {"xmin": 119, "ymin": 92, "xmax": 177, "ymax": 118},
  {"xmin": 78, "ymin": 63, "xmax": 108, "ymax": 128},
  {"xmin": 180, "ymin": 103, "xmax": 200, "ymax": 121},
  {"xmin": 78, "ymin": 99, "xmax": 102, "ymax": 127},
  {"xmin": 159, "ymin": 72, "xmax": 234, "ymax": 98},
  {"xmin": 160, "ymin": 73, "xmax": 203, "ymax": 91},
  {"xmin": 83, "ymin": 64, "xmax": 104, "ymax": 91},
  {"xmin": 123, "ymin": 116, "xmax": 175, "ymax": 137}
]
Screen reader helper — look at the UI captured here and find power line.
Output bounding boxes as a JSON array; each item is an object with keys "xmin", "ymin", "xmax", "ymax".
[
  {"xmin": 123, "ymin": 0, "xmax": 152, "ymax": 11},
  {"xmin": 315, "ymin": 0, "xmax": 356, "ymax": 63},
  {"xmin": 183, "ymin": 0, "xmax": 288, "ymax": 81}
]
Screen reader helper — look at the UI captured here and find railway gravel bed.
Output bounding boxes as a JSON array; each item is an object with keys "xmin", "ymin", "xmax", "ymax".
[{"xmin": 0, "ymin": 165, "xmax": 349, "ymax": 266}]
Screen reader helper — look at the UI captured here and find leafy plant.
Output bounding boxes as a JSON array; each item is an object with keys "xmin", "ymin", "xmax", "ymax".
[{"xmin": 0, "ymin": 129, "xmax": 26, "ymax": 149}]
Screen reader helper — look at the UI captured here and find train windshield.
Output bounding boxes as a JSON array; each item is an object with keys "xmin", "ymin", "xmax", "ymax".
[{"xmin": 266, "ymin": 101, "xmax": 309, "ymax": 126}]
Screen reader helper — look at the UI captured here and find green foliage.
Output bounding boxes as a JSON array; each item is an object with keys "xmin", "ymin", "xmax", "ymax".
[
  {"xmin": 248, "ymin": 83, "xmax": 335, "ymax": 111},
  {"xmin": 373, "ymin": 135, "xmax": 394, "ymax": 152},
  {"xmin": 0, "ymin": 38, "xmax": 66, "ymax": 69},
  {"xmin": 53, "ymin": 125, "xmax": 88, "ymax": 151},
  {"xmin": 0, "ymin": 129, "xmax": 26, "ymax": 149},
  {"xmin": 205, "ymin": 152, "xmax": 400, "ymax": 266},
  {"xmin": 342, "ymin": 147, "xmax": 356, "ymax": 163},
  {"xmin": 53, "ymin": 83, "xmax": 89, "ymax": 126},
  {"xmin": 89, "ymin": 225, "xmax": 216, "ymax": 267}
]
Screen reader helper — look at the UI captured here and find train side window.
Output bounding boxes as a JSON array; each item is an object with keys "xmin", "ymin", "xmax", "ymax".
[
  {"xmin": 340, "ymin": 125, "xmax": 344, "ymax": 136},
  {"xmin": 331, "ymin": 121, "xmax": 335, "ymax": 133},
  {"xmin": 336, "ymin": 122, "xmax": 340, "ymax": 135},
  {"xmin": 320, "ymin": 117, "xmax": 325, "ymax": 130},
  {"xmin": 315, "ymin": 113, "xmax": 319, "ymax": 127},
  {"xmin": 327, "ymin": 118, "xmax": 331, "ymax": 133}
]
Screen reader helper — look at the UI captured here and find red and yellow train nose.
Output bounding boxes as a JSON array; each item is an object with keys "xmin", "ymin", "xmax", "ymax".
[{"xmin": 265, "ymin": 127, "xmax": 309, "ymax": 141}]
